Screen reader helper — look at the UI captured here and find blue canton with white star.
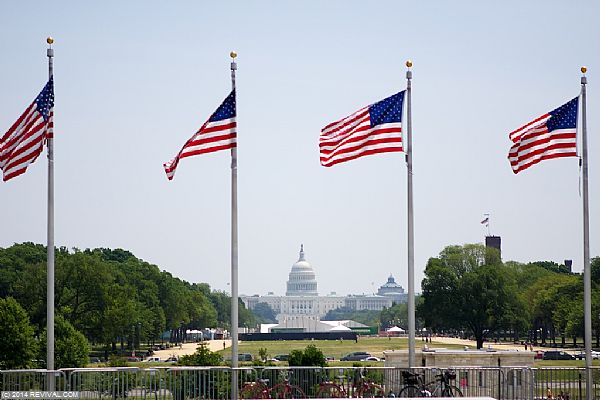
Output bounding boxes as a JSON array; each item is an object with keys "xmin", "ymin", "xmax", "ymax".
[
  {"xmin": 209, "ymin": 89, "xmax": 236, "ymax": 122},
  {"xmin": 35, "ymin": 77, "xmax": 54, "ymax": 121},
  {"xmin": 547, "ymin": 97, "xmax": 578, "ymax": 131},
  {"xmin": 369, "ymin": 91, "xmax": 404, "ymax": 127}
]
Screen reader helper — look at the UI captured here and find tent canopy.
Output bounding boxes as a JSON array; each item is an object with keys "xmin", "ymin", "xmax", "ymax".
[{"xmin": 387, "ymin": 326, "xmax": 405, "ymax": 332}]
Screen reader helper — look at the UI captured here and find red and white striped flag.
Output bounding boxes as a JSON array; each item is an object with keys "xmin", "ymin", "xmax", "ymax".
[
  {"xmin": 0, "ymin": 78, "xmax": 54, "ymax": 182},
  {"xmin": 164, "ymin": 90, "xmax": 236, "ymax": 180},
  {"xmin": 508, "ymin": 97, "xmax": 578, "ymax": 174},
  {"xmin": 319, "ymin": 91, "xmax": 405, "ymax": 167}
]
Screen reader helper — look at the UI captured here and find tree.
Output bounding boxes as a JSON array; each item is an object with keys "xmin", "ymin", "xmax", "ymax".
[
  {"xmin": 288, "ymin": 344, "xmax": 326, "ymax": 367},
  {"xmin": 420, "ymin": 244, "xmax": 524, "ymax": 348},
  {"xmin": 0, "ymin": 297, "xmax": 37, "ymax": 369},
  {"xmin": 252, "ymin": 302, "xmax": 277, "ymax": 324},
  {"xmin": 323, "ymin": 307, "xmax": 381, "ymax": 327},
  {"xmin": 178, "ymin": 342, "xmax": 223, "ymax": 366},
  {"xmin": 38, "ymin": 315, "xmax": 90, "ymax": 368}
]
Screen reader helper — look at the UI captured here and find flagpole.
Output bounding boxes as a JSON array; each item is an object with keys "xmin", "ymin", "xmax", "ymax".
[
  {"xmin": 580, "ymin": 66, "xmax": 592, "ymax": 400},
  {"xmin": 405, "ymin": 60, "xmax": 415, "ymax": 368},
  {"xmin": 46, "ymin": 37, "xmax": 55, "ymax": 378},
  {"xmin": 229, "ymin": 50, "xmax": 239, "ymax": 399}
]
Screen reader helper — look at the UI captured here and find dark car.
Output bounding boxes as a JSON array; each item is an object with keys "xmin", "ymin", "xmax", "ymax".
[
  {"xmin": 238, "ymin": 353, "xmax": 253, "ymax": 361},
  {"xmin": 341, "ymin": 351, "xmax": 371, "ymax": 361},
  {"xmin": 542, "ymin": 351, "xmax": 575, "ymax": 360},
  {"xmin": 273, "ymin": 354, "xmax": 289, "ymax": 361}
]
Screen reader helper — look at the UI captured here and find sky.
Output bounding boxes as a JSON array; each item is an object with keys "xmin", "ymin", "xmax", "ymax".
[{"xmin": 0, "ymin": 1, "xmax": 598, "ymax": 298}]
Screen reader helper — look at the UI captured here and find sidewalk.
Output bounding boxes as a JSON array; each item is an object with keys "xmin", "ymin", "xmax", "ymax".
[
  {"xmin": 151, "ymin": 340, "xmax": 231, "ymax": 360},
  {"xmin": 431, "ymin": 336, "xmax": 564, "ymax": 353}
]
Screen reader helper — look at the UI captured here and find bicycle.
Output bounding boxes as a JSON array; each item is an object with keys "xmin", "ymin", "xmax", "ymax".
[
  {"xmin": 316, "ymin": 369, "xmax": 384, "ymax": 398},
  {"xmin": 398, "ymin": 369, "xmax": 463, "ymax": 397},
  {"xmin": 240, "ymin": 378, "xmax": 270, "ymax": 399},
  {"xmin": 270, "ymin": 372, "xmax": 306, "ymax": 399},
  {"xmin": 352, "ymin": 368, "xmax": 385, "ymax": 398},
  {"xmin": 240, "ymin": 374, "xmax": 306, "ymax": 399},
  {"xmin": 315, "ymin": 374, "xmax": 347, "ymax": 398}
]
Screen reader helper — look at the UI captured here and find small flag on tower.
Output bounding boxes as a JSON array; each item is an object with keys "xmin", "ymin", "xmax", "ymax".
[
  {"xmin": 0, "ymin": 78, "xmax": 54, "ymax": 182},
  {"xmin": 481, "ymin": 217, "xmax": 489, "ymax": 225},
  {"xmin": 319, "ymin": 91, "xmax": 405, "ymax": 167},
  {"xmin": 508, "ymin": 97, "xmax": 578, "ymax": 174},
  {"xmin": 164, "ymin": 90, "xmax": 237, "ymax": 180}
]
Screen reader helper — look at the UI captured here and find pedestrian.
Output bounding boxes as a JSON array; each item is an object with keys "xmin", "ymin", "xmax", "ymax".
[{"xmin": 223, "ymin": 340, "xmax": 226, "ymax": 350}]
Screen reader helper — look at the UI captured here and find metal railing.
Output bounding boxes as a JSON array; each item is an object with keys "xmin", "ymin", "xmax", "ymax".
[{"xmin": 2, "ymin": 366, "xmax": 600, "ymax": 399}]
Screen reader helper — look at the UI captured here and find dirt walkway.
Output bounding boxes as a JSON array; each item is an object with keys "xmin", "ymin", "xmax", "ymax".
[
  {"xmin": 150, "ymin": 340, "xmax": 231, "ymax": 361},
  {"xmin": 431, "ymin": 336, "xmax": 561, "ymax": 353}
]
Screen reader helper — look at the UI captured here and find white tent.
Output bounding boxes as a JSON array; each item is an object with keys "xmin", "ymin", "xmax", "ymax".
[
  {"xmin": 386, "ymin": 326, "xmax": 405, "ymax": 332},
  {"xmin": 330, "ymin": 325, "xmax": 351, "ymax": 331}
]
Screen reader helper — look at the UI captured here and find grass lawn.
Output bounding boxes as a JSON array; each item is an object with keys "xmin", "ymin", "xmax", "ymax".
[{"xmin": 218, "ymin": 337, "xmax": 466, "ymax": 361}]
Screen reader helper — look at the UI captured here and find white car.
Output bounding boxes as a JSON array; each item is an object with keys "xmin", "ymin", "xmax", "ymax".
[
  {"xmin": 574, "ymin": 350, "xmax": 600, "ymax": 360},
  {"xmin": 361, "ymin": 356, "xmax": 381, "ymax": 362}
]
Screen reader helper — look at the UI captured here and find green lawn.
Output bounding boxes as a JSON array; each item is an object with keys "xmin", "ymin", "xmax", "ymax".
[{"xmin": 219, "ymin": 337, "xmax": 466, "ymax": 361}]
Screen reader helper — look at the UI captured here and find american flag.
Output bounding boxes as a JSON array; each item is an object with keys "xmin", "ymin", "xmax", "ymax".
[
  {"xmin": 319, "ymin": 91, "xmax": 405, "ymax": 167},
  {"xmin": 0, "ymin": 78, "xmax": 54, "ymax": 182},
  {"xmin": 508, "ymin": 97, "xmax": 578, "ymax": 174},
  {"xmin": 164, "ymin": 90, "xmax": 236, "ymax": 180}
]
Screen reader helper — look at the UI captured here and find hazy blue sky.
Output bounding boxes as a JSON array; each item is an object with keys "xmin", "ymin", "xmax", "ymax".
[{"xmin": 1, "ymin": 1, "xmax": 598, "ymax": 297}]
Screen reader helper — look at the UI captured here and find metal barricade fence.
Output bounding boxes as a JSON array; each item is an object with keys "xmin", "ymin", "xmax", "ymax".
[
  {"xmin": 385, "ymin": 367, "xmax": 503, "ymax": 398},
  {"xmin": 531, "ymin": 367, "xmax": 586, "ymax": 400},
  {"xmin": 0, "ymin": 369, "xmax": 66, "ymax": 392},
  {"xmin": 67, "ymin": 367, "xmax": 143, "ymax": 399},
  {"xmin": 5, "ymin": 366, "xmax": 600, "ymax": 399},
  {"xmin": 166, "ymin": 367, "xmax": 232, "ymax": 400}
]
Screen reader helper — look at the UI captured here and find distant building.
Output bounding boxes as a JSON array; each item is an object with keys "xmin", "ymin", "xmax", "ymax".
[
  {"xmin": 377, "ymin": 274, "xmax": 408, "ymax": 304},
  {"xmin": 241, "ymin": 245, "xmax": 406, "ymax": 323},
  {"xmin": 485, "ymin": 236, "xmax": 502, "ymax": 258}
]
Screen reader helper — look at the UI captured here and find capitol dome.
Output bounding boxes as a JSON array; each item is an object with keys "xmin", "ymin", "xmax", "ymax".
[{"xmin": 286, "ymin": 244, "xmax": 318, "ymax": 296}]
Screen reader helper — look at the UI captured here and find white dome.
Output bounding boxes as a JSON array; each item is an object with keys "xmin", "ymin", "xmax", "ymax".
[{"xmin": 286, "ymin": 245, "xmax": 318, "ymax": 296}]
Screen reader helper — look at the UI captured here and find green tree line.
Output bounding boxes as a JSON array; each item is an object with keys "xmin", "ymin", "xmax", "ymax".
[
  {"xmin": 0, "ymin": 242, "xmax": 256, "ymax": 368},
  {"xmin": 418, "ymin": 243, "xmax": 600, "ymax": 349}
]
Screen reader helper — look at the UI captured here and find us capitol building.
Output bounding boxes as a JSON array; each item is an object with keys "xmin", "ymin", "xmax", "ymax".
[{"xmin": 241, "ymin": 245, "xmax": 407, "ymax": 324}]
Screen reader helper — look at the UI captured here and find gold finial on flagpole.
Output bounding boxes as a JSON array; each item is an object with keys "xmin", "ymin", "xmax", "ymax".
[
  {"xmin": 230, "ymin": 51, "xmax": 237, "ymax": 59},
  {"xmin": 47, "ymin": 37, "xmax": 54, "ymax": 45},
  {"xmin": 581, "ymin": 66, "xmax": 587, "ymax": 74},
  {"xmin": 406, "ymin": 60, "xmax": 413, "ymax": 68}
]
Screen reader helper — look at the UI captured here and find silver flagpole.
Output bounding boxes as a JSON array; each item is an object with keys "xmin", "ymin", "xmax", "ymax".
[
  {"xmin": 229, "ymin": 50, "xmax": 239, "ymax": 400},
  {"xmin": 405, "ymin": 60, "xmax": 415, "ymax": 368},
  {"xmin": 580, "ymin": 66, "xmax": 592, "ymax": 400},
  {"xmin": 46, "ymin": 37, "xmax": 55, "ymax": 380}
]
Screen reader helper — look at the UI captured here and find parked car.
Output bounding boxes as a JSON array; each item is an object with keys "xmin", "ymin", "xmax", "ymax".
[
  {"xmin": 341, "ymin": 351, "xmax": 371, "ymax": 361},
  {"xmin": 126, "ymin": 356, "xmax": 141, "ymax": 362},
  {"xmin": 574, "ymin": 350, "xmax": 600, "ymax": 360},
  {"xmin": 144, "ymin": 356, "xmax": 161, "ymax": 362},
  {"xmin": 164, "ymin": 356, "xmax": 178, "ymax": 363},
  {"xmin": 534, "ymin": 351, "xmax": 544, "ymax": 360},
  {"xmin": 361, "ymin": 356, "xmax": 381, "ymax": 362},
  {"xmin": 89, "ymin": 356, "xmax": 101, "ymax": 364},
  {"xmin": 542, "ymin": 351, "xmax": 575, "ymax": 360},
  {"xmin": 273, "ymin": 354, "xmax": 289, "ymax": 361},
  {"xmin": 238, "ymin": 353, "xmax": 253, "ymax": 361}
]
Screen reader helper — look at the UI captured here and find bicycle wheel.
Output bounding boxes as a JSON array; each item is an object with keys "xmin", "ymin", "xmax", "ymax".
[
  {"xmin": 271, "ymin": 384, "xmax": 306, "ymax": 399},
  {"xmin": 398, "ymin": 385, "xmax": 421, "ymax": 398},
  {"xmin": 357, "ymin": 383, "xmax": 385, "ymax": 398},
  {"xmin": 316, "ymin": 383, "xmax": 345, "ymax": 398},
  {"xmin": 442, "ymin": 386, "xmax": 463, "ymax": 397},
  {"xmin": 240, "ymin": 384, "xmax": 268, "ymax": 399}
]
